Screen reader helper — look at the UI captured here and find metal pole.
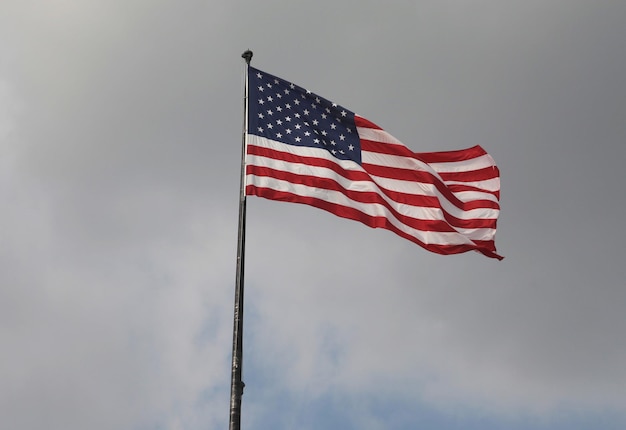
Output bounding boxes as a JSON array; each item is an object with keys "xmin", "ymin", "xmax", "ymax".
[{"xmin": 229, "ymin": 50, "xmax": 253, "ymax": 430}]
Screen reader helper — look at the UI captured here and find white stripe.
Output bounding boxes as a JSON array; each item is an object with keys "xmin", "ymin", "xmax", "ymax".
[
  {"xmin": 247, "ymin": 134, "xmax": 362, "ymax": 171},
  {"xmin": 454, "ymin": 190, "xmax": 499, "ymax": 204},
  {"xmin": 362, "ymin": 150, "xmax": 434, "ymax": 172},
  {"xmin": 428, "ymin": 154, "xmax": 496, "ymax": 173},
  {"xmin": 356, "ymin": 126, "xmax": 403, "ymax": 145},
  {"xmin": 247, "ymin": 174, "xmax": 494, "ymax": 245},
  {"xmin": 444, "ymin": 178, "xmax": 501, "ymax": 193}
]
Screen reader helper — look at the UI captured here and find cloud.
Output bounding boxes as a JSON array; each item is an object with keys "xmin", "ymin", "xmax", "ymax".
[{"xmin": 1, "ymin": 1, "xmax": 625, "ymax": 429}]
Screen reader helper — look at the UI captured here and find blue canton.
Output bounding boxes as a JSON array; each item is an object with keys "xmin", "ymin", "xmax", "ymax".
[{"xmin": 248, "ymin": 67, "xmax": 362, "ymax": 165}]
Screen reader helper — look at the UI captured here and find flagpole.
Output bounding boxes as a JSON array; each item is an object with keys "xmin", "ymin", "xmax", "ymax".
[{"xmin": 229, "ymin": 49, "xmax": 252, "ymax": 430}]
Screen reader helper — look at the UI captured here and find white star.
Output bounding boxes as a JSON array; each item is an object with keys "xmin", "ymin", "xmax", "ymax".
[
  {"xmin": 285, "ymin": 103, "xmax": 292, "ymax": 109},
  {"xmin": 303, "ymin": 109, "xmax": 310, "ymax": 115},
  {"xmin": 321, "ymin": 113, "xmax": 327, "ymax": 119},
  {"xmin": 258, "ymin": 86, "xmax": 264, "ymax": 92},
  {"xmin": 304, "ymin": 131, "xmax": 310, "ymax": 136},
  {"xmin": 348, "ymin": 144, "xmax": 354, "ymax": 151},
  {"xmin": 314, "ymin": 138, "xmax": 320, "ymax": 144},
  {"xmin": 258, "ymin": 113, "xmax": 264, "ymax": 119},
  {"xmin": 290, "ymin": 84, "xmax": 295, "ymax": 89},
  {"xmin": 339, "ymin": 134, "xmax": 345, "ymax": 140},
  {"xmin": 321, "ymin": 130, "xmax": 327, "ymax": 136},
  {"xmin": 256, "ymin": 73, "xmax": 263, "ymax": 79},
  {"xmin": 276, "ymin": 119, "xmax": 283, "ymax": 125},
  {"xmin": 331, "ymin": 149, "xmax": 337, "ymax": 154},
  {"xmin": 267, "ymin": 123, "xmax": 273, "ymax": 129},
  {"xmin": 332, "ymin": 103, "xmax": 337, "ymax": 107},
  {"xmin": 330, "ymin": 123, "xmax": 336, "ymax": 130},
  {"xmin": 295, "ymin": 137, "xmax": 301, "ymax": 142},
  {"xmin": 267, "ymin": 109, "xmax": 273, "ymax": 115},
  {"xmin": 330, "ymin": 140, "xmax": 336, "ymax": 145},
  {"xmin": 274, "ymin": 79, "xmax": 279, "ymax": 84},
  {"xmin": 312, "ymin": 120, "xmax": 319, "ymax": 126},
  {"xmin": 286, "ymin": 129, "xmax": 292, "ymax": 134},
  {"xmin": 276, "ymin": 106, "xmax": 282, "ymax": 112},
  {"xmin": 276, "ymin": 132, "xmax": 282, "ymax": 138},
  {"xmin": 294, "ymin": 124, "xmax": 301, "ymax": 129},
  {"xmin": 259, "ymin": 99, "xmax": 265, "ymax": 105},
  {"xmin": 267, "ymin": 96, "xmax": 273, "ymax": 102},
  {"xmin": 285, "ymin": 116, "xmax": 292, "ymax": 122},
  {"xmin": 294, "ymin": 99, "xmax": 300, "ymax": 105},
  {"xmin": 341, "ymin": 110, "xmax": 347, "ymax": 117},
  {"xmin": 257, "ymin": 127, "xmax": 264, "ymax": 132}
]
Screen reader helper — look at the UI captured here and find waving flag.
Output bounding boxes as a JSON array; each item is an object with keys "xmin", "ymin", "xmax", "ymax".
[{"xmin": 245, "ymin": 67, "xmax": 503, "ymax": 260}]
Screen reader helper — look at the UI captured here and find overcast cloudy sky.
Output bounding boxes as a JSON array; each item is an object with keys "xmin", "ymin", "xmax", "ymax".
[{"xmin": 2, "ymin": 1, "xmax": 625, "ymax": 429}]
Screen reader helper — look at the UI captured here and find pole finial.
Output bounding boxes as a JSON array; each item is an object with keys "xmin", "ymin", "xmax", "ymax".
[{"xmin": 241, "ymin": 50, "xmax": 253, "ymax": 64}]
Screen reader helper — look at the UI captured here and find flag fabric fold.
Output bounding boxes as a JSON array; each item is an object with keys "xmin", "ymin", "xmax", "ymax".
[{"xmin": 245, "ymin": 67, "xmax": 503, "ymax": 260}]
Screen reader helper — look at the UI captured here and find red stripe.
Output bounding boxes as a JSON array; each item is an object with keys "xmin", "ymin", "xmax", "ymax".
[
  {"xmin": 354, "ymin": 116, "xmax": 383, "ymax": 130},
  {"xmin": 247, "ymin": 184, "xmax": 503, "ymax": 260},
  {"xmin": 360, "ymin": 137, "xmax": 488, "ymax": 164},
  {"xmin": 439, "ymin": 166, "xmax": 500, "ymax": 183},
  {"xmin": 249, "ymin": 144, "xmax": 499, "ymax": 211},
  {"xmin": 360, "ymin": 139, "xmax": 417, "ymax": 158},
  {"xmin": 411, "ymin": 145, "xmax": 488, "ymax": 163},
  {"xmin": 473, "ymin": 239, "xmax": 497, "ymax": 253},
  {"xmin": 247, "ymin": 165, "xmax": 497, "ymax": 231}
]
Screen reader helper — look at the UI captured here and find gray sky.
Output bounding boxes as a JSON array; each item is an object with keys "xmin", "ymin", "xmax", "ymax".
[{"xmin": 1, "ymin": 1, "xmax": 625, "ymax": 429}]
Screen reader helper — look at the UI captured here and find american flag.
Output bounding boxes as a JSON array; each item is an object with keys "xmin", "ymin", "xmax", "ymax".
[{"xmin": 245, "ymin": 67, "xmax": 502, "ymax": 260}]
